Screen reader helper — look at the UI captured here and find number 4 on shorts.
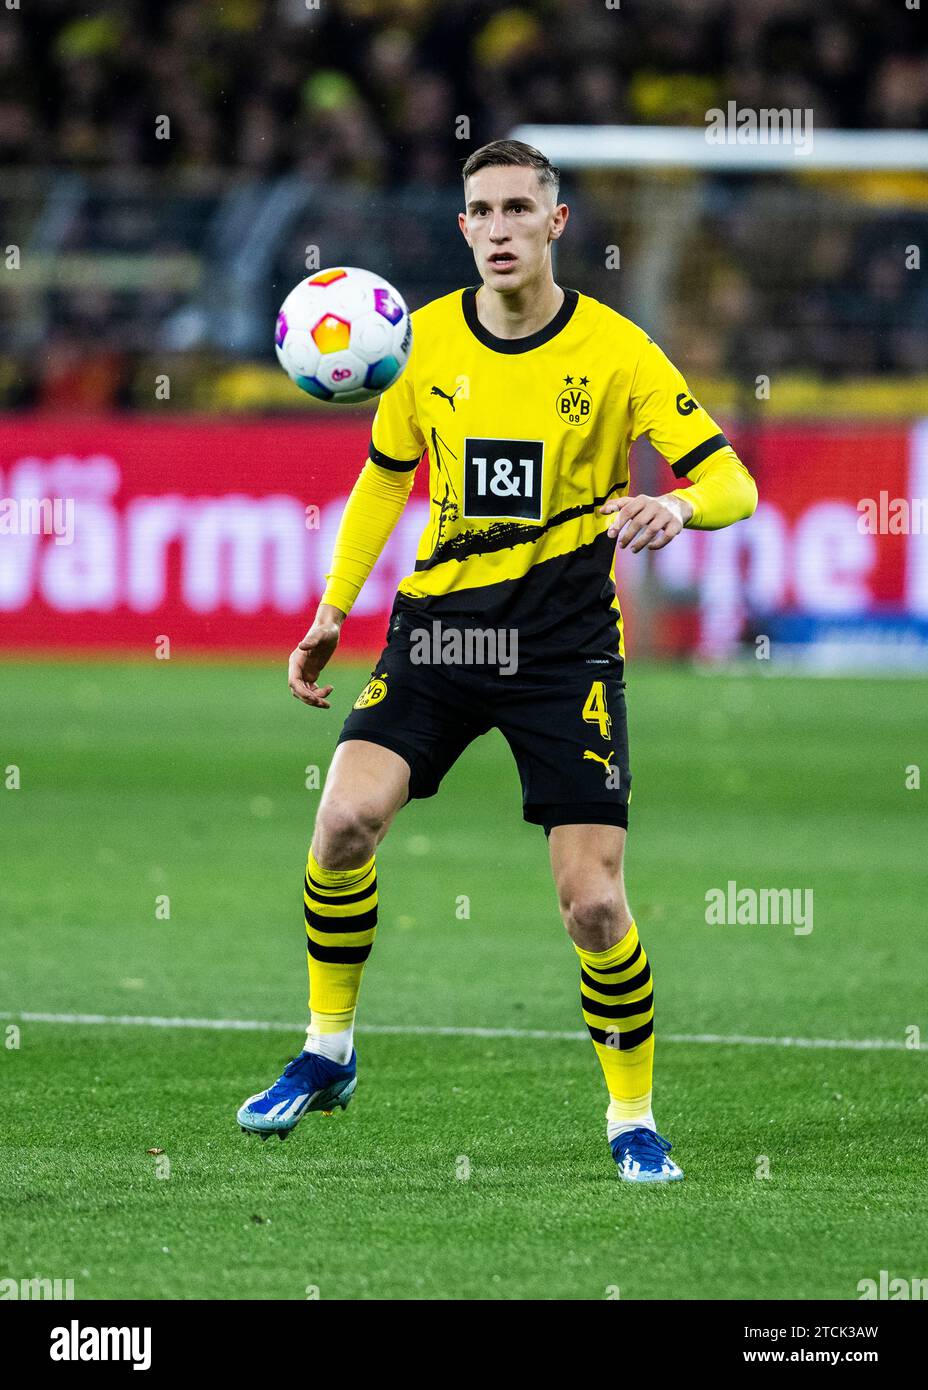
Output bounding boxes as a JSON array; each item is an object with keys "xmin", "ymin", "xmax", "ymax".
[{"xmin": 582, "ymin": 680, "xmax": 612, "ymax": 740}]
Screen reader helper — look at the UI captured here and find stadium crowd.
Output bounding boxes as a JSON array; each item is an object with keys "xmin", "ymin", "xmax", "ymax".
[
  {"xmin": 3, "ymin": 0, "xmax": 925, "ymax": 174},
  {"xmin": 1, "ymin": 0, "xmax": 925, "ymax": 407}
]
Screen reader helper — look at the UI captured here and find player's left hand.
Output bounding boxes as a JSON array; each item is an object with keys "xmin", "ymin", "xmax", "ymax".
[{"xmin": 600, "ymin": 493, "xmax": 694, "ymax": 552}]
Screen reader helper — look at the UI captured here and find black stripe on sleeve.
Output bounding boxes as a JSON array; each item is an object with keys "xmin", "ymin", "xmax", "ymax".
[
  {"xmin": 369, "ymin": 439, "xmax": 422, "ymax": 472},
  {"xmin": 670, "ymin": 432, "xmax": 730, "ymax": 479}
]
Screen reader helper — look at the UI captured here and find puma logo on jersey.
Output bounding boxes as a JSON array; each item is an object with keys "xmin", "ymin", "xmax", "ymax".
[
  {"xmin": 583, "ymin": 749, "xmax": 614, "ymax": 771},
  {"xmin": 431, "ymin": 384, "xmax": 461, "ymax": 412}
]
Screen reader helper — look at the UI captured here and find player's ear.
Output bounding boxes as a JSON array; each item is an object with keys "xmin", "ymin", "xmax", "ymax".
[
  {"xmin": 549, "ymin": 203, "xmax": 569, "ymax": 240},
  {"xmin": 458, "ymin": 210, "xmax": 471, "ymax": 245}
]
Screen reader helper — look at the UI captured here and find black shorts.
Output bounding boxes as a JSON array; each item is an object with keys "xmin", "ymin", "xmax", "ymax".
[{"xmin": 337, "ymin": 612, "xmax": 631, "ymax": 834}]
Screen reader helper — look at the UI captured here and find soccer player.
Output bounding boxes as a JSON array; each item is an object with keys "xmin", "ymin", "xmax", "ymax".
[{"xmin": 238, "ymin": 140, "xmax": 757, "ymax": 1182}]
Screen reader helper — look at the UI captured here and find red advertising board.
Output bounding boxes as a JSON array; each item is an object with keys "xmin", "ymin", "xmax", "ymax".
[
  {"xmin": 1, "ymin": 416, "xmax": 926, "ymax": 662},
  {"xmin": 649, "ymin": 420, "xmax": 926, "ymax": 661},
  {"xmin": 0, "ymin": 417, "xmax": 429, "ymax": 654}
]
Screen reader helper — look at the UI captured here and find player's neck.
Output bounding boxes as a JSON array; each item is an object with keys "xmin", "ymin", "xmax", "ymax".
[{"xmin": 474, "ymin": 278, "xmax": 565, "ymax": 341}]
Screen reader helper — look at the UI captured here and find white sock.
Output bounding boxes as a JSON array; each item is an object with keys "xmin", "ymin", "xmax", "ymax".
[
  {"xmin": 607, "ymin": 1110, "xmax": 656, "ymax": 1143},
  {"xmin": 305, "ymin": 1024, "xmax": 353, "ymax": 1065}
]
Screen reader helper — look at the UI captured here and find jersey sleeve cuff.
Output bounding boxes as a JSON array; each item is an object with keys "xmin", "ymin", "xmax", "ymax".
[
  {"xmin": 321, "ymin": 577, "xmax": 358, "ymax": 615},
  {"xmin": 669, "ymin": 486, "xmax": 700, "ymax": 527}
]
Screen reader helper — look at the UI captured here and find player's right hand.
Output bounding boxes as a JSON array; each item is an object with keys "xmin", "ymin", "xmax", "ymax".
[{"xmin": 288, "ymin": 614, "xmax": 342, "ymax": 708}]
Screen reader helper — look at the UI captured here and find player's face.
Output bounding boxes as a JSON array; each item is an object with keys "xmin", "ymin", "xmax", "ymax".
[{"xmin": 459, "ymin": 167, "xmax": 567, "ymax": 293}]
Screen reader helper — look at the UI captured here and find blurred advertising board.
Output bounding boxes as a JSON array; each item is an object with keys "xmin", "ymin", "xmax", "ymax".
[
  {"xmin": 649, "ymin": 420, "xmax": 928, "ymax": 668},
  {"xmin": 0, "ymin": 418, "xmax": 427, "ymax": 656},
  {"xmin": 1, "ymin": 417, "xmax": 926, "ymax": 667}
]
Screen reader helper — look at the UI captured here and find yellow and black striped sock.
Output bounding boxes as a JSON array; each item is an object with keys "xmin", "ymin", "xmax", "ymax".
[
  {"xmin": 575, "ymin": 921, "xmax": 656, "ymax": 1138},
  {"xmin": 303, "ymin": 848, "xmax": 377, "ymax": 1063}
]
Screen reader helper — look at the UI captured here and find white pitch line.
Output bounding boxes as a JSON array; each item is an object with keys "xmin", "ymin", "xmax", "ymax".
[{"xmin": 0, "ymin": 1011, "xmax": 915, "ymax": 1052}]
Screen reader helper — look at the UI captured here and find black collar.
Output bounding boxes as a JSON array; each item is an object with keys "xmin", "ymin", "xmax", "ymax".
[{"xmin": 461, "ymin": 285, "xmax": 578, "ymax": 354}]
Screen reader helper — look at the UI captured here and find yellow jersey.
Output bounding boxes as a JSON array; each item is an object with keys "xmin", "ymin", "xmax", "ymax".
[{"xmin": 359, "ymin": 285, "xmax": 749, "ymax": 661}]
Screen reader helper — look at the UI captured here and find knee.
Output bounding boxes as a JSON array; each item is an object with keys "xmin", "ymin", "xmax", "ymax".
[
  {"xmin": 314, "ymin": 798, "xmax": 387, "ymax": 865},
  {"xmin": 558, "ymin": 883, "xmax": 627, "ymax": 951}
]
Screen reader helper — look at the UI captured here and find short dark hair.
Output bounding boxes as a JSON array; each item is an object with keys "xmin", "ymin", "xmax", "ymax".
[{"xmin": 462, "ymin": 140, "xmax": 560, "ymax": 199}]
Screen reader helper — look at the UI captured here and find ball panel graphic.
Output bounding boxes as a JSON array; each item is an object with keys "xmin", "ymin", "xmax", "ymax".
[
  {"xmin": 307, "ymin": 268, "xmax": 348, "ymax": 286},
  {"xmin": 364, "ymin": 355, "xmax": 401, "ymax": 390},
  {"xmin": 311, "ymin": 314, "xmax": 351, "ymax": 354},
  {"xmin": 374, "ymin": 287, "xmax": 404, "ymax": 324},
  {"xmin": 314, "ymin": 348, "xmax": 367, "ymax": 391},
  {"xmin": 295, "ymin": 375, "xmax": 334, "ymax": 400}
]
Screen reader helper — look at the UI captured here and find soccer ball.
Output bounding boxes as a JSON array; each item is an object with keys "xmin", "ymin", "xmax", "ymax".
[{"xmin": 274, "ymin": 266, "xmax": 412, "ymax": 404}]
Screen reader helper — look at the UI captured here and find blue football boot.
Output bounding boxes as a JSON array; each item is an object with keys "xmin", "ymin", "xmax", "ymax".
[
  {"xmin": 610, "ymin": 1127, "xmax": 684, "ymax": 1183},
  {"xmin": 237, "ymin": 1048, "xmax": 357, "ymax": 1141}
]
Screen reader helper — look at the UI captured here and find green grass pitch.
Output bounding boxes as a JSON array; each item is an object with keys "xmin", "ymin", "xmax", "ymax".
[{"xmin": 1, "ymin": 658, "xmax": 926, "ymax": 1300}]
